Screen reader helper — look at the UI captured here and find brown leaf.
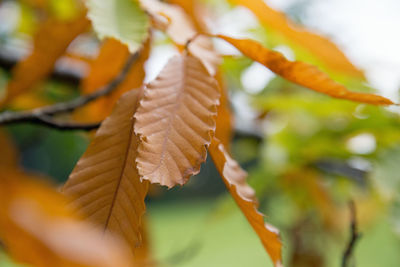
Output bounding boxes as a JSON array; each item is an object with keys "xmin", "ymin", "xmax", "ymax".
[
  {"xmin": 134, "ymin": 54, "xmax": 220, "ymax": 188},
  {"xmin": 133, "ymin": 217, "xmax": 157, "ymax": 266},
  {"xmin": 217, "ymin": 35, "xmax": 394, "ymax": 105},
  {"xmin": 63, "ymin": 89, "xmax": 149, "ymax": 255},
  {"xmin": 0, "ymin": 171, "xmax": 133, "ymax": 267},
  {"xmin": 1, "ymin": 14, "xmax": 90, "ymax": 106},
  {"xmin": 209, "ymin": 139, "xmax": 282, "ymax": 267},
  {"xmin": 164, "ymin": 1, "xmax": 233, "ymax": 148},
  {"xmin": 77, "ymin": 38, "xmax": 151, "ymax": 122},
  {"xmin": 140, "ymin": 0, "xmax": 220, "ymax": 75},
  {"xmin": 0, "ymin": 130, "xmax": 18, "ymax": 167},
  {"xmin": 229, "ymin": 0, "xmax": 364, "ymax": 78}
]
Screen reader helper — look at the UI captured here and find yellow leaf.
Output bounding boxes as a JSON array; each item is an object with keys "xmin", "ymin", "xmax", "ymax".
[
  {"xmin": 63, "ymin": 89, "xmax": 149, "ymax": 255},
  {"xmin": 209, "ymin": 139, "xmax": 282, "ymax": 266},
  {"xmin": 217, "ymin": 35, "xmax": 393, "ymax": 105},
  {"xmin": 0, "ymin": 171, "xmax": 133, "ymax": 267},
  {"xmin": 167, "ymin": 0, "xmax": 205, "ymax": 32},
  {"xmin": 134, "ymin": 54, "xmax": 220, "ymax": 188},
  {"xmin": 229, "ymin": 0, "xmax": 364, "ymax": 78},
  {"xmin": 1, "ymin": 14, "xmax": 89, "ymax": 107},
  {"xmin": 140, "ymin": 0, "xmax": 220, "ymax": 75},
  {"xmin": 77, "ymin": 38, "xmax": 150, "ymax": 122}
]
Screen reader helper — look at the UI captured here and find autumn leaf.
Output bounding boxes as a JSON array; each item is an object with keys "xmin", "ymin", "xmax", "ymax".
[
  {"xmin": 165, "ymin": 0, "xmax": 233, "ymax": 149},
  {"xmin": 63, "ymin": 89, "xmax": 149, "ymax": 255},
  {"xmin": 215, "ymin": 71, "xmax": 234, "ymax": 149},
  {"xmin": 134, "ymin": 54, "xmax": 220, "ymax": 188},
  {"xmin": 82, "ymin": 38, "xmax": 130, "ymax": 95},
  {"xmin": 0, "ymin": 171, "xmax": 133, "ymax": 267},
  {"xmin": 209, "ymin": 138, "xmax": 282, "ymax": 266},
  {"xmin": 1, "ymin": 14, "xmax": 90, "ymax": 107},
  {"xmin": 77, "ymin": 38, "xmax": 151, "ymax": 122},
  {"xmin": 217, "ymin": 35, "xmax": 394, "ymax": 105},
  {"xmin": 0, "ymin": 130, "xmax": 18, "ymax": 167},
  {"xmin": 167, "ymin": 0, "xmax": 205, "ymax": 32},
  {"xmin": 140, "ymin": 0, "xmax": 220, "ymax": 75},
  {"xmin": 229, "ymin": 0, "xmax": 364, "ymax": 78},
  {"xmin": 86, "ymin": 0, "xmax": 149, "ymax": 53}
]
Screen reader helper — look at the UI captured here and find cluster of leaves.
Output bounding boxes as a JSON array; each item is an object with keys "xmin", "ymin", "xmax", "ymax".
[{"xmin": 0, "ymin": 0, "xmax": 397, "ymax": 266}]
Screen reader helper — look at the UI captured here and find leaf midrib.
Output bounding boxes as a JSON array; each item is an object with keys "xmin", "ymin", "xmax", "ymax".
[{"xmin": 103, "ymin": 100, "xmax": 137, "ymax": 232}]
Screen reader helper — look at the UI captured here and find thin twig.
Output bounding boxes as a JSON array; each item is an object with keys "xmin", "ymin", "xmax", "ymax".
[
  {"xmin": 342, "ymin": 200, "xmax": 361, "ymax": 267},
  {"xmin": 3, "ymin": 114, "xmax": 101, "ymax": 130},
  {"xmin": 0, "ymin": 52, "xmax": 139, "ymax": 129}
]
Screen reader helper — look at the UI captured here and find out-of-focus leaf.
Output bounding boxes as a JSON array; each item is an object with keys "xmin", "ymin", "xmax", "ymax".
[
  {"xmin": 134, "ymin": 55, "xmax": 220, "ymax": 188},
  {"xmin": 229, "ymin": 0, "xmax": 364, "ymax": 78},
  {"xmin": 86, "ymin": 0, "xmax": 149, "ymax": 53},
  {"xmin": 167, "ymin": 0, "xmax": 205, "ymax": 32},
  {"xmin": 0, "ymin": 171, "xmax": 133, "ymax": 267},
  {"xmin": 217, "ymin": 36, "xmax": 393, "ymax": 105},
  {"xmin": 1, "ymin": 14, "xmax": 89, "ymax": 107},
  {"xmin": 0, "ymin": 130, "xmax": 18, "ymax": 167},
  {"xmin": 78, "ymin": 38, "xmax": 150, "ymax": 122},
  {"xmin": 63, "ymin": 89, "xmax": 149, "ymax": 255},
  {"xmin": 283, "ymin": 169, "xmax": 342, "ymax": 230},
  {"xmin": 81, "ymin": 39, "xmax": 129, "ymax": 94},
  {"xmin": 209, "ymin": 138, "xmax": 282, "ymax": 266},
  {"xmin": 140, "ymin": 0, "xmax": 220, "ymax": 75},
  {"xmin": 215, "ymin": 71, "xmax": 233, "ymax": 149}
]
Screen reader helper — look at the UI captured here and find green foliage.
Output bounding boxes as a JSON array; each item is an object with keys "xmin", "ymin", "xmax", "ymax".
[{"xmin": 86, "ymin": 0, "xmax": 150, "ymax": 52}]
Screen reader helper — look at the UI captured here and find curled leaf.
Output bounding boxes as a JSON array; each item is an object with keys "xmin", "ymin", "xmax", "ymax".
[
  {"xmin": 63, "ymin": 89, "xmax": 149, "ymax": 255},
  {"xmin": 135, "ymin": 55, "xmax": 220, "ymax": 188},
  {"xmin": 209, "ymin": 138, "xmax": 282, "ymax": 266},
  {"xmin": 217, "ymin": 35, "xmax": 393, "ymax": 105}
]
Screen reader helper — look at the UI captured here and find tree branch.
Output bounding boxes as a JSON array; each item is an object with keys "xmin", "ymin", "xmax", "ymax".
[
  {"xmin": 342, "ymin": 200, "xmax": 361, "ymax": 267},
  {"xmin": 0, "ymin": 52, "xmax": 139, "ymax": 130}
]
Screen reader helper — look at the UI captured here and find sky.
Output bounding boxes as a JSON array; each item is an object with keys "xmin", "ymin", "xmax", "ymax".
[{"xmin": 269, "ymin": 0, "xmax": 400, "ymax": 100}]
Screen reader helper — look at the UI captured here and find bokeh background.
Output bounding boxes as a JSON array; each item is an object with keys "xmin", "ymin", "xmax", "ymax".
[{"xmin": 1, "ymin": 0, "xmax": 400, "ymax": 266}]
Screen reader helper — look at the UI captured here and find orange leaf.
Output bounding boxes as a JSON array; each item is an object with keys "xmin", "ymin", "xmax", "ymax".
[
  {"xmin": 0, "ymin": 130, "xmax": 18, "ymax": 167},
  {"xmin": 63, "ymin": 89, "xmax": 149, "ymax": 256},
  {"xmin": 229, "ymin": 0, "xmax": 364, "ymax": 78},
  {"xmin": 77, "ymin": 38, "xmax": 150, "ymax": 122},
  {"xmin": 134, "ymin": 54, "xmax": 220, "ymax": 188},
  {"xmin": 209, "ymin": 138, "xmax": 282, "ymax": 266},
  {"xmin": 217, "ymin": 35, "xmax": 394, "ymax": 105},
  {"xmin": 0, "ymin": 171, "xmax": 133, "ymax": 267},
  {"xmin": 81, "ymin": 38, "xmax": 130, "ymax": 95},
  {"xmin": 1, "ymin": 14, "xmax": 89, "ymax": 106},
  {"xmin": 215, "ymin": 71, "xmax": 234, "ymax": 149}
]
